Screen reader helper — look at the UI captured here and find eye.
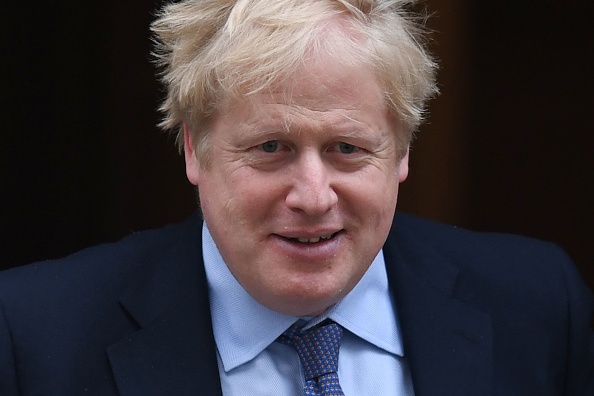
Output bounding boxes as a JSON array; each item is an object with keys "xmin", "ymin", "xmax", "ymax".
[
  {"xmin": 338, "ymin": 142, "xmax": 358, "ymax": 154},
  {"xmin": 260, "ymin": 140, "xmax": 279, "ymax": 153}
]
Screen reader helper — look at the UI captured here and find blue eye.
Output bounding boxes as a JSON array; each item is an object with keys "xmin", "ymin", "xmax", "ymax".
[
  {"xmin": 261, "ymin": 140, "xmax": 279, "ymax": 153},
  {"xmin": 338, "ymin": 142, "xmax": 357, "ymax": 154}
]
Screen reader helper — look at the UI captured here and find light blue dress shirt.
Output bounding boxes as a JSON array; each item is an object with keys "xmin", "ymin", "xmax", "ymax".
[{"xmin": 202, "ymin": 223, "xmax": 414, "ymax": 395}]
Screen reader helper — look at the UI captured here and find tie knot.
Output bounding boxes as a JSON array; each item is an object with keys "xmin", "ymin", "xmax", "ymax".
[{"xmin": 278, "ymin": 320, "xmax": 344, "ymax": 381}]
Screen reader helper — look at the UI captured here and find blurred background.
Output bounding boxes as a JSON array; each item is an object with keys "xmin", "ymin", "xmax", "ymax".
[{"xmin": 2, "ymin": 0, "xmax": 593, "ymax": 291}]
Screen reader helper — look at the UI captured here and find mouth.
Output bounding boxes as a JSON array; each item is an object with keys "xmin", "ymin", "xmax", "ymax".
[{"xmin": 282, "ymin": 231, "xmax": 341, "ymax": 244}]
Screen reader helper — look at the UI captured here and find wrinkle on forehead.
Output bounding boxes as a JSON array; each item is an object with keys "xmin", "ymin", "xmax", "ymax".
[
  {"xmin": 211, "ymin": 51, "xmax": 402, "ymax": 152},
  {"xmin": 237, "ymin": 101, "xmax": 375, "ymax": 134}
]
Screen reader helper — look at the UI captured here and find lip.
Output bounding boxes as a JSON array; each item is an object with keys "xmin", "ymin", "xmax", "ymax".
[
  {"xmin": 270, "ymin": 230, "xmax": 345, "ymax": 261},
  {"xmin": 276, "ymin": 228, "xmax": 343, "ymax": 239}
]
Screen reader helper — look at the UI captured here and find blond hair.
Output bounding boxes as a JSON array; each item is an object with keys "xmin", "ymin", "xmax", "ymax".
[{"xmin": 151, "ymin": 0, "xmax": 437, "ymax": 162}]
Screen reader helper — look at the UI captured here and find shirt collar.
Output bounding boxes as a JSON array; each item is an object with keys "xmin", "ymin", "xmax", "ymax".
[
  {"xmin": 329, "ymin": 248, "xmax": 404, "ymax": 357},
  {"xmin": 202, "ymin": 223, "xmax": 404, "ymax": 372}
]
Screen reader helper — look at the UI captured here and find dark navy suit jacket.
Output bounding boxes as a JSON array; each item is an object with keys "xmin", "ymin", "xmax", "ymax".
[{"xmin": 0, "ymin": 213, "xmax": 592, "ymax": 395}]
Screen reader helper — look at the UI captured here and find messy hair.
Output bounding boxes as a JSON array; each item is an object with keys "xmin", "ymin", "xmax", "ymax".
[{"xmin": 152, "ymin": 0, "xmax": 437, "ymax": 163}]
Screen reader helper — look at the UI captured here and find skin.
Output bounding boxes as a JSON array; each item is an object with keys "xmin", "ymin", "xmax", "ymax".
[{"xmin": 184, "ymin": 57, "xmax": 409, "ymax": 316}]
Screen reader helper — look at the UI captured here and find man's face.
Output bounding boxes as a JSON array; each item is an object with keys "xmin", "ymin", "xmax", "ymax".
[{"xmin": 185, "ymin": 59, "xmax": 409, "ymax": 316}]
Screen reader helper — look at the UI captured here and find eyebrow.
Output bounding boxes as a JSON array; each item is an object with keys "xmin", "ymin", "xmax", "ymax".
[{"xmin": 235, "ymin": 116, "xmax": 384, "ymax": 152}]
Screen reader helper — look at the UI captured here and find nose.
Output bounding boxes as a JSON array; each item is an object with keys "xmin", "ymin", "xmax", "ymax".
[{"xmin": 285, "ymin": 151, "xmax": 338, "ymax": 216}]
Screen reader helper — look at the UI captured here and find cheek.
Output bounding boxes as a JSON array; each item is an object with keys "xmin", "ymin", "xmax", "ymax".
[
  {"xmin": 347, "ymin": 173, "xmax": 399, "ymax": 249},
  {"xmin": 351, "ymin": 168, "xmax": 399, "ymax": 212},
  {"xmin": 205, "ymin": 171, "xmax": 283, "ymax": 227}
]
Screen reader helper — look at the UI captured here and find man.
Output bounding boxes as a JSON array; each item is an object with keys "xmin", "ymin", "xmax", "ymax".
[{"xmin": 1, "ymin": 0, "xmax": 592, "ymax": 395}]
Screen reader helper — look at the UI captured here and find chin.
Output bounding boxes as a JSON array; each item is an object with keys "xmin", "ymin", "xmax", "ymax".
[{"xmin": 267, "ymin": 282, "xmax": 348, "ymax": 316}]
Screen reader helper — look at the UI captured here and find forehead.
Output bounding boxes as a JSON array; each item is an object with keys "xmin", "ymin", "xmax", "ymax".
[
  {"xmin": 221, "ymin": 57, "xmax": 386, "ymax": 118},
  {"xmin": 208, "ymin": 60, "xmax": 397, "ymax": 149}
]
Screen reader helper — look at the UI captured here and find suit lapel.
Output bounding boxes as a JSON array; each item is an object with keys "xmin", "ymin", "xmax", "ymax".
[
  {"xmin": 384, "ymin": 215, "xmax": 493, "ymax": 396},
  {"xmin": 107, "ymin": 215, "xmax": 223, "ymax": 396}
]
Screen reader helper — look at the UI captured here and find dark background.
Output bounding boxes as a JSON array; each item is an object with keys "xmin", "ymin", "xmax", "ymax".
[{"xmin": 2, "ymin": 1, "xmax": 593, "ymax": 292}]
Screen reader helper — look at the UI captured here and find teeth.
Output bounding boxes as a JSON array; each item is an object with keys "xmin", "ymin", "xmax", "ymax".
[
  {"xmin": 294, "ymin": 233, "xmax": 335, "ymax": 243},
  {"xmin": 298, "ymin": 237, "xmax": 320, "ymax": 243}
]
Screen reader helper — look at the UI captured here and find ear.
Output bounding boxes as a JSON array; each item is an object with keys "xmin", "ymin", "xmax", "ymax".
[
  {"xmin": 183, "ymin": 124, "xmax": 201, "ymax": 186},
  {"xmin": 398, "ymin": 147, "xmax": 409, "ymax": 183}
]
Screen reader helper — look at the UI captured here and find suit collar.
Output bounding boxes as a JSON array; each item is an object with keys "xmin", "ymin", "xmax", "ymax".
[
  {"xmin": 107, "ymin": 214, "xmax": 224, "ymax": 396},
  {"xmin": 384, "ymin": 214, "xmax": 493, "ymax": 396}
]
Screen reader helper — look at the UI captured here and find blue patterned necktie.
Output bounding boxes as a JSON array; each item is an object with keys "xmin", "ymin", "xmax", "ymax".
[{"xmin": 277, "ymin": 320, "xmax": 345, "ymax": 396}]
